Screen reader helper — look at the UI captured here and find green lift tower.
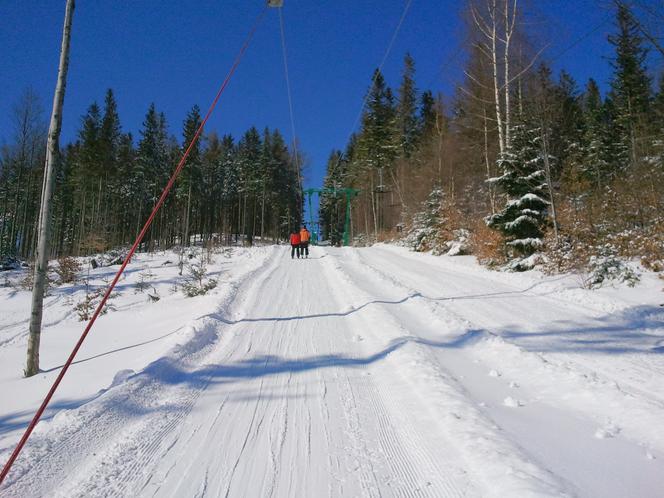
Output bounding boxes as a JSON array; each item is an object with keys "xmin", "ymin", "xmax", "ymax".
[{"xmin": 303, "ymin": 187, "xmax": 360, "ymax": 246}]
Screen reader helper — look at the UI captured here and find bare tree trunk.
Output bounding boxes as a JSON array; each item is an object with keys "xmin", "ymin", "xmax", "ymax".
[
  {"xmin": 371, "ymin": 173, "xmax": 378, "ymax": 240},
  {"xmin": 540, "ymin": 125, "xmax": 559, "ymax": 244},
  {"xmin": 471, "ymin": 0, "xmax": 519, "ymax": 155},
  {"xmin": 184, "ymin": 182, "xmax": 192, "ymax": 247},
  {"xmin": 0, "ymin": 187, "xmax": 9, "ymax": 257},
  {"xmin": 242, "ymin": 194, "xmax": 247, "ymax": 244},
  {"xmin": 489, "ymin": 1, "xmax": 505, "ymax": 156},
  {"xmin": 503, "ymin": 0, "xmax": 517, "ymax": 150},
  {"xmin": 26, "ymin": 0, "xmax": 75, "ymax": 377},
  {"xmin": 260, "ymin": 181, "xmax": 266, "ymax": 241},
  {"xmin": 363, "ymin": 193, "xmax": 369, "ymax": 238},
  {"xmin": 483, "ymin": 107, "xmax": 496, "ymax": 214}
]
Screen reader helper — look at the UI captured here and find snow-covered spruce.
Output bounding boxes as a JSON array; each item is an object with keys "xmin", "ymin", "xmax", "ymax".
[
  {"xmin": 404, "ymin": 187, "xmax": 470, "ymax": 256},
  {"xmin": 487, "ymin": 123, "xmax": 551, "ymax": 267}
]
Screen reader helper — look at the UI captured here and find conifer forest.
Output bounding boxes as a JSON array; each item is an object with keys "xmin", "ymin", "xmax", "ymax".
[
  {"xmin": 0, "ymin": 93, "xmax": 302, "ymax": 259},
  {"xmin": 320, "ymin": 1, "xmax": 664, "ymax": 273},
  {"xmin": 1, "ymin": 0, "xmax": 663, "ymax": 275}
]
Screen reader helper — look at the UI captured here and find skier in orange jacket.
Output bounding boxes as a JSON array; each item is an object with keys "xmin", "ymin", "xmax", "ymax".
[
  {"xmin": 289, "ymin": 231, "xmax": 301, "ymax": 259},
  {"xmin": 299, "ymin": 226, "xmax": 310, "ymax": 258}
]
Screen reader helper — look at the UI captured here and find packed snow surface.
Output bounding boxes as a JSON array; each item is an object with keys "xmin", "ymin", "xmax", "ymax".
[{"xmin": 1, "ymin": 244, "xmax": 664, "ymax": 497}]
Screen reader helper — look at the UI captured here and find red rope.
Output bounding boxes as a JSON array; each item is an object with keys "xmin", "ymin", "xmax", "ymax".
[{"xmin": 0, "ymin": 6, "xmax": 268, "ymax": 486}]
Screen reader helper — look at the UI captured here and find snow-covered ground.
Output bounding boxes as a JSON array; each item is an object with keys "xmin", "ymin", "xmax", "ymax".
[{"xmin": 1, "ymin": 244, "xmax": 663, "ymax": 497}]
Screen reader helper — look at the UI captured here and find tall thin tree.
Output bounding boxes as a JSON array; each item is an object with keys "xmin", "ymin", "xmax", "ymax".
[{"xmin": 26, "ymin": 0, "xmax": 75, "ymax": 377}]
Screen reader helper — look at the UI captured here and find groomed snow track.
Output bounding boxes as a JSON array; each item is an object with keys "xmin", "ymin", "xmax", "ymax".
[{"xmin": 1, "ymin": 245, "xmax": 663, "ymax": 497}]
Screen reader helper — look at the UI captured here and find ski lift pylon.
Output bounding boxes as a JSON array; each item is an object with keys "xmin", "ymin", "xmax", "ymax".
[{"xmin": 267, "ymin": 0, "xmax": 283, "ymax": 7}]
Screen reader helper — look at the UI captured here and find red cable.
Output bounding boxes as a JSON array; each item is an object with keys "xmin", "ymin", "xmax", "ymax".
[{"xmin": 0, "ymin": 6, "xmax": 268, "ymax": 486}]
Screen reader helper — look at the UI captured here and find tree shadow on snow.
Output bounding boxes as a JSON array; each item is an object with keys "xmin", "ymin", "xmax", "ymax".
[
  {"xmin": 495, "ymin": 305, "xmax": 664, "ymax": 355},
  {"xmin": 196, "ymin": 277, "xmax": 572, "ymax": 326},
  {"xmin": 120, "ymin": 330, "xmax": 486, "ymax": 391}
]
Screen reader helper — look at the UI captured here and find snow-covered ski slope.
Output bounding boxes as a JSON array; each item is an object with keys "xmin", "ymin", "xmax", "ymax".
[{"xmin": 1, "ymin": 245, "xmax": 664, "ymax": 497}]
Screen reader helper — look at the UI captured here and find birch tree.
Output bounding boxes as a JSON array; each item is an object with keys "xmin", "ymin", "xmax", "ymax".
[{"xmin": 26, "ymin": 0, "xmax": 75, "ymax": 377}]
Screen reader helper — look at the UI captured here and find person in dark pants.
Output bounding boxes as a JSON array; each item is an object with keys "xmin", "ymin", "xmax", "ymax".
[
  {"xmin": 299, "ymin": 225, "xmax": 310, "ymax": 258},
  {"xmin": 289, "ymin": 231, "xmax": 301, "ymax": 259}
]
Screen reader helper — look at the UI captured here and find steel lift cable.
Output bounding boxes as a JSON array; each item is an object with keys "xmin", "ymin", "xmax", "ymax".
[
  {"xmin": 321, "ymin": 0, "xmax": 414, "ymax": 241},
  {"xmin": 347, "ymin": 0, "xmax": 415, "ymax": 142},
  {"xmin": 278, "ymin": 6, "xmax": 303, "ymax": 221},
  {"xmin": 0, "ymin": 5, "xmax": 268, "ymax": 486},
  {"xmin": 326, "ymin": 0, "xmax": 414, "ymax": 196}
]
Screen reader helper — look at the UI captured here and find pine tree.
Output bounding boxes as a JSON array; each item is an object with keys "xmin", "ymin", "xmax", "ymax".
[
  {"xmin": 487, "ymin": 121, "xmax": 550, "ymax": 260},
  {"xmin": 99, "ymin": 89, "xmax": 122, "ymax": 240},
  {"xmin": 652, "ymin": 74, "xmax": 664, "ymax": 166},
  {"xmin": 320, "ymin": 150, "xmax": 347, "ymax": 241},
  {"xmin": 219, "ymin": 134, "xmax": 238, "ymax": 243},
  {"xmin": 357, "ymin": 69, "xmax": 397, "ymax": 172},
  {"xmin": 553, "ymin": 70, "xmax": 585, "ymax": 180},
  {"xmin": 655, "ymin": 74, "xmax": 664, "ymax": 124},
  {"xmin": 135, "ymin": 104, "xmax": 169, "ymax": 246},
  {"xmin": 264, "ymin": 129, "xmax": 296, "ymax": 238},
  {"xmin": 395, "ymin": 53, "xmax": 420, "ymax": 158},
  {"xmin": 237, "ymin": 127, "xmax": 262, "ymax": 245},
  {"xmin": 77, "ymin": 103, "xmax": 102, "ymax": 178},
  {"xmin": 71, "ymin": 103, "xmax": 103, "ymax": 253},
  {"xmin": 608, "ymin": 2, "xmax": 652, "ymax": 168},
  {"xmin": 115, "ymin": 132, "xmax": 135, "ymax": 245},
  {"xmin": 580, "ymin": 79, "xmax": 611, "ymax": 188},
  {"xmin": 178, "ymin": 105, "xmax": 203, "ymax": 246},
  {"xmin": 100, "ymin": 89, "xmax": 121, "ymax": 174},
  {"xmin": 405, "ymin": 186, "xmax": 445, "ymax": 252},
  {"xmin": 419, "ymin": 90, "xmax": 438, "ymax": 140}
]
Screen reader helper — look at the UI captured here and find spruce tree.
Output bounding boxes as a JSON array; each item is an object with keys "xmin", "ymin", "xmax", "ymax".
[
  {"xmin": 100, "ymin": 89, "xmax": 121, "ymax": 174},
  {"xmin": 72, "ymin": 103, "xmax": 102, "ymax": 253},
  {"xmin": 580, "ymin": 79, "xmax": 611, "ymax": 188},
  {"xmin": 77, "ymin": 103, "xmax": 102, "ymax": 178},
  {"xmin": 419, "ymin": 90, "xmax": 438, "ymax": 140},
  {"xmin": 358, "ymin": 69, "xmax": 397, "ymax": 172},
  {"xmin": 487, "ymin": 121, "xmax": 550, "ymax": 260},
  {"xmin": 320, "ymin": 150, "xmax": 346, "ymax": 241},
  {"xmin": 395, "ymin": 53, "xmax": 420, "ymax": 158},
  {"xmin": 553, "ymin": 71, "xmax": 585, "ymax": 180},
  {"xmin": 237, "ymin": 127, "xmax": 262, "ymax": 244},
  {"xmin": 608, "ymin": 3, "xmax": 652, "ymax": 167},
  {"xmin": 652, "ymin": 75, "xmax": 664, "ymax": 167},
  {"xmin": 99, "ymin": 89, "xmax": 122, "ymax": 238},
  {"xmin": 136, "ymin": 104, "xmax": 170, "ymax": 246},
  {"xmin": 178, "ymin": 105, "xmax": 203, "ymax": 246},
  {"xmin": 405, "ymin": 186, "xmax": 445, "ymax": 252}
]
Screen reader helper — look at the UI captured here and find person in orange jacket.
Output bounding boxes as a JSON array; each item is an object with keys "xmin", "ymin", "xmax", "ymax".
[
  {"xmin": 299, "ymin": 225, "xmax": 311, "ymax": 258},
  {"xmin": 289, "ymin": 230, "xmax": 301, "ymax": 259}
]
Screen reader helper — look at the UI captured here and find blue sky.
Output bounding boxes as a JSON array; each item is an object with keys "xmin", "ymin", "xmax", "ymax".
[{"xmin": 1, "ymin": 0, "xmax": 620, "ymax": 191}]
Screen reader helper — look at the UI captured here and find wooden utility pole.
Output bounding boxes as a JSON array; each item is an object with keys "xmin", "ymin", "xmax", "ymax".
[{"xmin": 26, "ymin": 0, "xmax": 75, "ymax": 377}]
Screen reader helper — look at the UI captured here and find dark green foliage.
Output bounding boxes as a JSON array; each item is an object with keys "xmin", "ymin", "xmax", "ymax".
[
  {"xmin": 419, "ymin": 90, "xmax": 437, "ymax": 139},
  {"xmin": 320, "ymin": 150, "xmax": 347, "ymax": 241},
  {"xmin": 0, "ymin": 88, "xmax": 46, "ymax": 259},
  {"xmin": 578, "ymin": 79, "xmax": 612, "ymax": 187},
  {"xmin": 1, "ymin": 89, "xmax": 302, "ymax": 260},
  {"xmin": 608, "ymin": 3, "xmax": 652, "ymax": 167},
  {"xmin": 395, "ymin": 53, "xmax": 420, "ymax": 158},
  {"xmin": 487, "ymin": 123, "xmax": 550, "ymax": 257},
  {"xmin": 356, "ymin": 69, "xmax": 397, "ymax": 172}
]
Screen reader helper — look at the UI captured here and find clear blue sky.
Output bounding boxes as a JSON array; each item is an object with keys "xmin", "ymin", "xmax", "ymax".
[{"xmin": 1, "ymin": 0, "xmax": 619, "ymax": 192}]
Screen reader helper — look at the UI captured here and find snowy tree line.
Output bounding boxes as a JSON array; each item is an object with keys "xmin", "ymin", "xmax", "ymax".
[
  {"xmin": 323, "ymin": 1, "xmax": 664, "ymax": 272},
  {"xmin": 0, "ymin": 90, "xmax": 303, "ymax": 259}
]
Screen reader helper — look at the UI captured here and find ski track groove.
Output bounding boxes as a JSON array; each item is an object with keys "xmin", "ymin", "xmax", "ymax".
[
  {"xmin": 321, "ymin": 251, "xmax": 479, "ymax": 497},
  {"xmin": 8, "ymin": 245, "xmax": 640, "ymax": 497},
  {"xmin": 355, "ymin": 248, "xmax": 664, "ymax": 410},
  {"xmin": 0, "ymin": 248, "xmax": 279, "ymax": 498}
]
